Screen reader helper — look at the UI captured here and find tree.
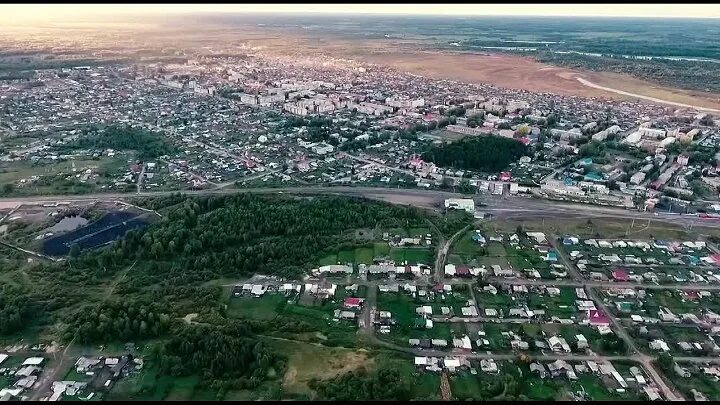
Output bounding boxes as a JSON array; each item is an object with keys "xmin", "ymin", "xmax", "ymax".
[
  {"xmin": 466, "ymin": 113, "xmax": 484, "ymax": 128},
  {"xmin": 0, "ymin": 183, "xmax": 14, "ymax": 195},
  {"xmin": 69, "ymin": 243, "xmax": 81, "ymax": 258},
  {"xmin": 422, "ymin": 136, "xmax": 528, "ymax": 173},
  {"xmin": 700, "ymin": 114, "xmax": 715, "ymax": 127},
  {"xmin": 656, "ymin": 353, "xmax": 674, "ymax": 371},
  {"xmin": 516, "ymin": 125, "xmax": 530, "ymax": 137}
]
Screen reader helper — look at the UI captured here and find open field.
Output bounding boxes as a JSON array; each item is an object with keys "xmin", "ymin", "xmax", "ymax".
[
  {"xmin": 489, "ymin": 217, "xmax": 698, "ymax": 241},
  {"xmin": 270, "ymin": 339, "xmax": 373, "ymax": 397},
  {"xmin": 318, "ymin": 245, "xmax": 433, "ymax": 266}
]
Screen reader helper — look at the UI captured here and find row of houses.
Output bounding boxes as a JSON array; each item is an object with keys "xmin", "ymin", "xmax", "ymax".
[{"xmin": 0, "ymin": 356, "xmax": 46, "ymax": 401}]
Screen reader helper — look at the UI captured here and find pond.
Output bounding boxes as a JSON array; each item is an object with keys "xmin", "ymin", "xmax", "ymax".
[{"xmin": 42, "ymin": 211, "xmax": 151, "ymax": 256}]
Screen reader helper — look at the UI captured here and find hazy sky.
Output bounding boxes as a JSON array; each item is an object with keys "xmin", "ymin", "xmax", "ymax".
[{"xmin": 1, "ymin": 3, "xmax": 719, "ymax": 25}]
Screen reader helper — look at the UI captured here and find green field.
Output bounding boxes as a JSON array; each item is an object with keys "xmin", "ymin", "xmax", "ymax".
[
  {"xmin": 318, "ymin": 242, "xmax": 433, "ymax": 266},
  {"xmin": 226, "ymin": 293, "xmax": 288, "ymax": 320},
  {"xmin": 0, "ymin": 155, "xmax": 134, "ymax": 196}
]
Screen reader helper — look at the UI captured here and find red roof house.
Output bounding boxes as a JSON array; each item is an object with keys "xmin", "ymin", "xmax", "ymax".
[
  {"xmin": 683, "ymin": 291, "xmax": 699, "ymax": 301},
  {"xmin": 456, "ymin": 266, "xmax": 471, "ymax": 277},
  {"xmin": 711, "ymin": 254, "xmax": 720, "ymax": 266},
  {"xmin": 586, "ymin": 309, "xmax": 610, "ymax": 326},
  {"xmin": 611, "ymin": 269, "xmax": 629, "ymax": 282},
  {"xmin": 343, "ymin": 297, "xmax": 364, "ymax": 309}
]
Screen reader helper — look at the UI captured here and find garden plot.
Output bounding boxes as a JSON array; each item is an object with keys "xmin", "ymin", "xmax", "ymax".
[
  {"xmin": 561, "ymin": 238, "xmax": 719, "ymax": 281},
  {"xmin": 317, "ymin": 228, "xmax": 435, "ymax": 267},
  {"xmin": 475, "ymin": 283, "xmax": 588, "ymax": 321},
  {"xmin": 626, "ymin": 322, "xmax": 720, "ymax": 357},
  {"xmin": 375, "ymin": 286, "xmax": 471, "ymax": 347},
  {"xmin": 476, "ymin": 323, "xmax": 627, "ymax": 356},
  {"xmin": 448, "ymin": 360, "xmax": 645, "ymax": 401},
  {"xmin": 449, "ymin": 230, "xmax": 555, "ymax": 279},
  {"xmin": 663, "ymin": 362, "xmax": 720, "ymax": 401}
]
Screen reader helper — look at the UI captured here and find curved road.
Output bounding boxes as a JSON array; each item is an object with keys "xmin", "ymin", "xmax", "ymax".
[{"xmin": 577, "ymin": 77, "xmax": 720, "ymax": 113}]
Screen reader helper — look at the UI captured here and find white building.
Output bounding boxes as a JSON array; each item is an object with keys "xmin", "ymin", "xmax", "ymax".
[{"xmin": 445, "ymin": 198, "xmax": 475, "ymax": 213}]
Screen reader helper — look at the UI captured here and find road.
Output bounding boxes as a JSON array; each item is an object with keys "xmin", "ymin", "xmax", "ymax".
[
  {"xmin": 434, "ymin": 222, "xmax": 477, "ymax": 283},
  {"xmin": 552, "ymin": 233, "xmax": 684, "ymax": 401},
  {"xmin": 3, "ymin": 186, "xmax": 720, "ymax": 234},
  {"xmin": 576, "ymin": 77, "xmax": 720, "ymax": 113},
  {"xmin": 135, "ymin": 163, "xmax": 146, "ymax": 194}
]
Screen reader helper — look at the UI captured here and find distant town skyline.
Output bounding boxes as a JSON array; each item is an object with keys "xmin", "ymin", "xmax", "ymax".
[{"xmin": 1, "ymin": 3, "xmax": 720, "ymax": 26}]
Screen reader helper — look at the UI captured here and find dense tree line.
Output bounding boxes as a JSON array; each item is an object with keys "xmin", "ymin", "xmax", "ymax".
[
  {"xmin": 0, "ymin": 285, "xmax": 32, "ymax": 335},
  {"xmin": 72, "ymin": 124, "xmax": 176, "ymax": 159},
  {"xmin": 155, "ymin": 323, "xmax": 284, "ymax": 386},
  {"xmin": 65, "ymin": 299, "xmax": 172, "ymax": 343},
  {"xmin": 91, "ymin": 195, "xmax": 428, "ymax": 281},
  {"xmin": 308, "ymin": 365, "xmax": 413, "ymax": 400},
  {"xmin": 422, "ymin": 135, "xmax": 528, "ymax": 172}
]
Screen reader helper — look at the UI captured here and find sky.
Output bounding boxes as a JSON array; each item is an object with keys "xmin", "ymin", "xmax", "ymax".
[{"xmin": 1, "ymin": 3, "xmax": 719, "ymax": 25}]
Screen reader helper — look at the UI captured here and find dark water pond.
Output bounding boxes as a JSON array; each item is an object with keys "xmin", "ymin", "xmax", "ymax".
[{"xmin": 42, "ymin": 211, "xmax": 150, "ymax": 256}]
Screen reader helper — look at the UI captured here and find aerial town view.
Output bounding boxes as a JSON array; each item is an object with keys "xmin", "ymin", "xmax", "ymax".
[{"xmin": 2, "ymin": 3, "xmax": 720, "ymax": 401}]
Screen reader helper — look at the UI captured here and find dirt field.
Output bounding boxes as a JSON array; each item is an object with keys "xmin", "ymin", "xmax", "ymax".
[
  {"xmin": 367, "ymin": 51, "xmax": 720, "ymax": 111},
  {"xmin": 277, "ymin": 340, "xmax": 373, "ymax": 396}
]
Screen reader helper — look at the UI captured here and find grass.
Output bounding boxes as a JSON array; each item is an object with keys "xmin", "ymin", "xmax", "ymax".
[
  {"xmin": 0, "ymin": 155, "xmax": 133, "ymax": 196},
  {"xmin": 642, "ymin": 289, "xmax": 720, "ymax": 316},
  {"xmin": 107, "ymin": 360, "xmax": 208, "ymax": 401},
  {"xmin": 389, "ymin": 248, "xmax": 434, "ymax": 265},
  {"xmin": 63, "ymin": 367, "xmax": 94, "ymax": 383},
  {"xmin": 490, "ymin": 217, "xmax": 691, "ymax": 240},
  {"xmin": 450, "ymin": 372, "xmax": 485, "ymax": 400},
  {"xmin": 376, "ymin": 354, "xmax": 441, "ymax": 400},
  {"xmin": 266, "ymin": 339, "xmax": 373, "ymax": 397},
  {"xmin": 667, "ymin": 363, "xmax": 720, "ymax": 401},
  {"xmin": 225, "ymin": 293, "xmax": 288, "ymax": 320},
  {"xmin": 376, "ymin": 292, "xmax": 417, "ymax": 327},
  {"xmin": 474, "ymin": 288, "xmax": 517, "ymax": 309},
  {"xmin": 526, "ymin": 287, "xmax": 578, "ymax": 319},
  {"xmin": 376, "ymin": 290, "xmax": 469, "ymax": 346},
  {"xmin": 318, "ymin": 243, "xmax": 432, "ymax": 266}
]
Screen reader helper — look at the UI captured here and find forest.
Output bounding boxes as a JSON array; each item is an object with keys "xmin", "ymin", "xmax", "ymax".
[
  {"xmin": 155, "ymin": 323, "xmax": 284, "ymax": 389},
  {"xmin": 70, "ymin": 124, "xmax": 177, "ymax": 159},
  {"xmin": 0, "ymin": 194, "xmax": 474, "ymax": 398},
  {"xmin": 421, "ymin": 135, "xmax": 528, "ymax": 172},
  {"xmin": 0, "ymin": 285, "xmax": 32, "ymax": 335},
  {"xmin": 64, "ymin": 299, "xmax": 172, "ymax": 343},
  {"xmin": 308, "ymin": 364, "xmax": 413, "ymax": 400}
]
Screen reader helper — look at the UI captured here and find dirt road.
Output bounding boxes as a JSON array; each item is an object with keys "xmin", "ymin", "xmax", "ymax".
[{"xmin": 577, "ymin": 77, "xmax": 720, "ymax": 113}]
